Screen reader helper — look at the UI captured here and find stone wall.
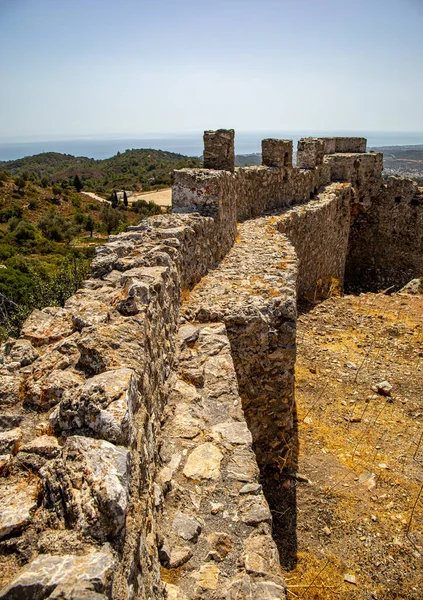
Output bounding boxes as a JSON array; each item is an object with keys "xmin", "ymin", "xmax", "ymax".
[
  {"xmin": 278, "ymin": 183, "xmax": 353, "ymax": 300},
  {"xmin": 0, "ymin": 212, "xmax": 240, "ymax": 600},
  {"xmin": 1, "ymin": 129, "xmax": 422, "ymax": 600},
  {"xmin": 346, "ymin": 177, "xmax": 423, "ymax": 291}
]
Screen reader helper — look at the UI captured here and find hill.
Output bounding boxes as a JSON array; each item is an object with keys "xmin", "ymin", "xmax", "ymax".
[
  {"xmin": 0, "ymin": 171, "xmax": 162, "ymax": 340},
  {"xmin": 371, "ymin": 145, "xmax": 423, "ymax": 181},
  {"xmin": 0, "ymin": 148, "xmax": 202, "ymax": 194}
]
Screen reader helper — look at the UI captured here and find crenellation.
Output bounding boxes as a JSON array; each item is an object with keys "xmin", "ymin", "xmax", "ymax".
[
  {"xmin": 296, "ymin": 137, "xmax": 325, "ymax": 169},
  {"xmin": 0, "ymin": 128, "xmax": 422, "ymax": 600},
  {"xmin": 262, "ymin": 138, "xmax": 293, "ymax": 167},
  {"xmin": 203, "ymin": 128, "xmax": 235, "ymax": 172}
]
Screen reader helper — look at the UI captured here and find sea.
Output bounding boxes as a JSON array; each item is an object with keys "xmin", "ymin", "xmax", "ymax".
[{"xmin": 1, "ymin": 131, "xmax": 423, "ymax": 162}]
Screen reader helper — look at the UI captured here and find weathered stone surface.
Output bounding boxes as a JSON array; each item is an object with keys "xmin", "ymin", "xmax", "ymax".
[
  {"xmin": 20, "ymin": 435, "xmax": 60, "ymax": 458},
  {"xmin": 168, "ymin": 546, "xmax": 193, "ymax": 569},
  {"xmin": 0, "ymin": 414, "xmax": 23, "ymax": 432},
  {"xmin": 21, "ymin": 309, "xmax": 74, "ymax": 347},
  {"xmin": 222, "ymin": 576, "xmax": 286, "ymax": 599},
  {"xmin": 203, "ymin": 129, "xmax": 235, "ymax": 172},
  {"xmin": 240, "ymin": 496, "xmax": 272, "ymax": 526},
  {"xmin": 26, "ymin": 370, "xmax": 84, "ymax": 409},
  {"xmin": 226, "ymin": 447, "xmax": 259, "ymax": 482},
  {"xmin": 183, "ymin": 443, "xmax": 223, "ymax": 480},
  {"xmin": 3, "ymin": 339, "xmax": 39, "ymax": 367},
  {"xmin": 0, "ymin": 428, "xmax": 22, "ymax": 455},
  {"xmin": 0, "ymin": 376, "xmax": 22, "ymax": 407},
  {"xmin": 173, "ymin": 513, "xmax": 202, "ymax": 542},
  {"xmin": 211, "ymin": 421, "xmax": 252, "ymax": 446},
  {"xmin": 0, "ymin": 551, "xmax": 114, "ymax": 599},
  {"xmin": 41, "ymin": 436, "xmax": 131, "ymax": 540},
  {"xmin": 243, "ymin": 527, "xmax": 280, "ymax": 576},
  {"xmin": 0, "ymin": 480, "xmax": 39, "ymax": 539},
  {"xmin": 262, "ymin": 139, "xmax": 293, "ymax": 168},
  {"xmin": 193, "ymin": 564, "xmax": 220, "ymax": 590},
  {"xmin": 54, "ymin": 369, "xmax": 138, "ymax": 445}
]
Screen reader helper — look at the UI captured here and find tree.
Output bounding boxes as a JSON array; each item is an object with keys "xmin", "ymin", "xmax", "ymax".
[
  {"xmin": 14, "ymin": 176, "xmax": 26, "ymax": 191},
  {"xmin": 85, "ymin": 215, "xmax": 95, "ymax": 238},
  {"xmin": 100, "ymin": 205, "xmax": 120, "ymax": 235},
  {"xmin": 73, "ymin": 175, "xmax": 83, "ymax": 192},
  {"xmin": 112, "ymin": 191, "xmax": 118, "ymax": 208},
  {"xmin": 123, "ymin": 190, "xmax": 128, "ymax": 207}
]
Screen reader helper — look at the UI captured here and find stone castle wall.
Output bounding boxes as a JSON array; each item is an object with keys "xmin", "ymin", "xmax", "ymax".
[
  {"xmin": 346, "ymin": 177, "xmax": 423, "ymax": 291},
  {"xmin": 0, "ymin": 130, "xmax": 422, "ymax": 600}
]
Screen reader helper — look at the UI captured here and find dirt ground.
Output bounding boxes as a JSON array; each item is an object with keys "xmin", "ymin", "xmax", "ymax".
[{"xmin": 264, "ymin": 291, "xmax": 423, "ymax": 600}]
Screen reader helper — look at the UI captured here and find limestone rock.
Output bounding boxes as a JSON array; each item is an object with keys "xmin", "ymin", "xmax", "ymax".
[
  {"xmin": 20, "ymin": 435, "xmax": 60, "ymax": 458},
  {"xmin": 41, "ymin": 436, "xmax": 131, "ymax": 540},
  {"xmin": 3, "ymin": 339, "xmax": 39, "ymax": 367},
  {"xmin": 0, "ymin": 550, "xmax": 114, "ymax": 599},
  {"xmin": 0, "ymin": 414, "xmax": 23, "ymax": 432},
  {"xmin": 243, "ymin": 528, "xmax": 280, "ymax": 576},
  {"xmin": 55, "ymin": 369, "xmax": 138, "ymax": 446},
  {"xmin": 240, "ymin": 497, "xmax": 272, "ymax": 526},
  {"xmin": 0, "ymin": 479, "xmax": 39, "ymax": 539},
  {"xmin": 222, "ymin": 575, "xmax": 286, "ymax": 599},
  {"xmin": 178, "ymin": 325, "xmax": 199, "ymax": 346},
  {"xmin": 0, "ymin": 428, "xmax": 22, "ymax": 455},
  {"xmin": 165, "ymin": 583, "xmax": 188, "ymax": 600},
  {"xmin": 375, "ymin": 380, "xmax": 392, "ymax": 397},
  {"xmin": 183, "ymin": 443, "xmax": 223, "ymax": 481},
  {"xmin": 173, "ymin": 513, "xmax": 202, "ymax": 542},
  {"xmin": 226, "ymin": 447, "xmax": 259, "ymax": 482},
  {"xmin": 66, "ymin": 298, "xmax": 112, "ymax": 331},
  {"xmin": 168, "ymin": 546, "xmax": 193, "ymax": 569},
  {"xmin": 207, "ymin": 532, "xmax": 233, "ymax": 561},
  {"xmin": 26, "ymin": 370, "xmax": 84, "ymax": 409},
  {"xmin": 193, "ymin": 563, "xmax": 220, "ymax": 591},
  {"xmin": 21, "ymin": 308, "xmax": 74, "ymax": 347},
  {"xmin": 239, "ymin": 483, "xmax": 262, "ymax": 495},
  {"xmin": 0, "ymin": 376, "xmax": 22, "ymax": 408},
  {"xmin": 211, "ymin": 421, "xmax": 252, "ymax": 446}
]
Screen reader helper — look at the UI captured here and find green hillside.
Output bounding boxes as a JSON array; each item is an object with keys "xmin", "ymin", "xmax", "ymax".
[
  {"xmin": 0, "ymin": 148, "xmax": 202, "ymax": 194},
  {"xmin": 0, "ymin": 170, "xmax": 162, "ymax": 340}
]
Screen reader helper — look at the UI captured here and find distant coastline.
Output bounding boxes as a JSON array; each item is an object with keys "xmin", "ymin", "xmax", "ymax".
[{"xmin": 1, "ymin": 131, "xmax": 423, "ymax": 162}]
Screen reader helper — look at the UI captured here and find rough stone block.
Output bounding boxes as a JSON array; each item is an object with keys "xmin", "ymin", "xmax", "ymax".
[
  {"xmin": 0, "ymin": 480, "xmax": 39, "ymax": 540},
  {"xmin": 203, "ymin": 129, "xmax": 235, "ymax": 172},
  {"xmin": 21, "ymin": 309, "xmax": 74, "ymax": 347},
  {"xmin": 54, "ymin": 368, "xmax": 138, "ymax": 446},
  {"xmin": 0, "ymin": 551, "xmax": 114, "ymax": 600},
  {"xmin": 41, "ymin": 436, "xmax": 131, "ymax": 540},
  {"xmin": 297, "ymin": 138, "xmax": 325, "ymax": 169},
  {"xmin": 261, "ymin": 139, "xmax": 293, "ymax": 167}
]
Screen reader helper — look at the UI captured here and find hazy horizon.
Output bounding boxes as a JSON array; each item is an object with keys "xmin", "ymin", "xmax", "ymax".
[{"xmin": 1, "ymin": 0, "xmax": 422, "ymax": 141}]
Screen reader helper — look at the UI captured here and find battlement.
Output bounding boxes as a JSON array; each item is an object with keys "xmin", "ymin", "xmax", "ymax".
[{"xmin": 0, "ymin": 129, "xmax": 422, "ymax": 600}]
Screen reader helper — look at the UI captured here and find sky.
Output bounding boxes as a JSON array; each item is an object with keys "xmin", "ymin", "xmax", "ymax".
[{"xmin": 0, "ymin": 0, "xmax": 422, "ymax": 141}]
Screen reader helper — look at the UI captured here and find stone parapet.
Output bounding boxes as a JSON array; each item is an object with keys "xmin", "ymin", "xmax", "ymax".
[
  {"xmin": 157, "ymin": 322, "xmax": 286, "ymax": 599},
  {"xmin": 278, "ymin": 183, "xmax": 353, "ymax": 299},
  {"xmin": 181, "ymin": 218, "xmax": 297, "ymax": 470}
]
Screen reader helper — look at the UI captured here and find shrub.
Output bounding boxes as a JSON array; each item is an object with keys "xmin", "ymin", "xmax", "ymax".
[{"xmin": 37, "ymin": 212, "xmax": 74, "ymax": 242}]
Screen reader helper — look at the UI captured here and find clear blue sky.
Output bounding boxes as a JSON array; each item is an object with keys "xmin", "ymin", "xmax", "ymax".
[{"xmin": 0, "ymin": 0, "xmax": 422, "ymax": 140}]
